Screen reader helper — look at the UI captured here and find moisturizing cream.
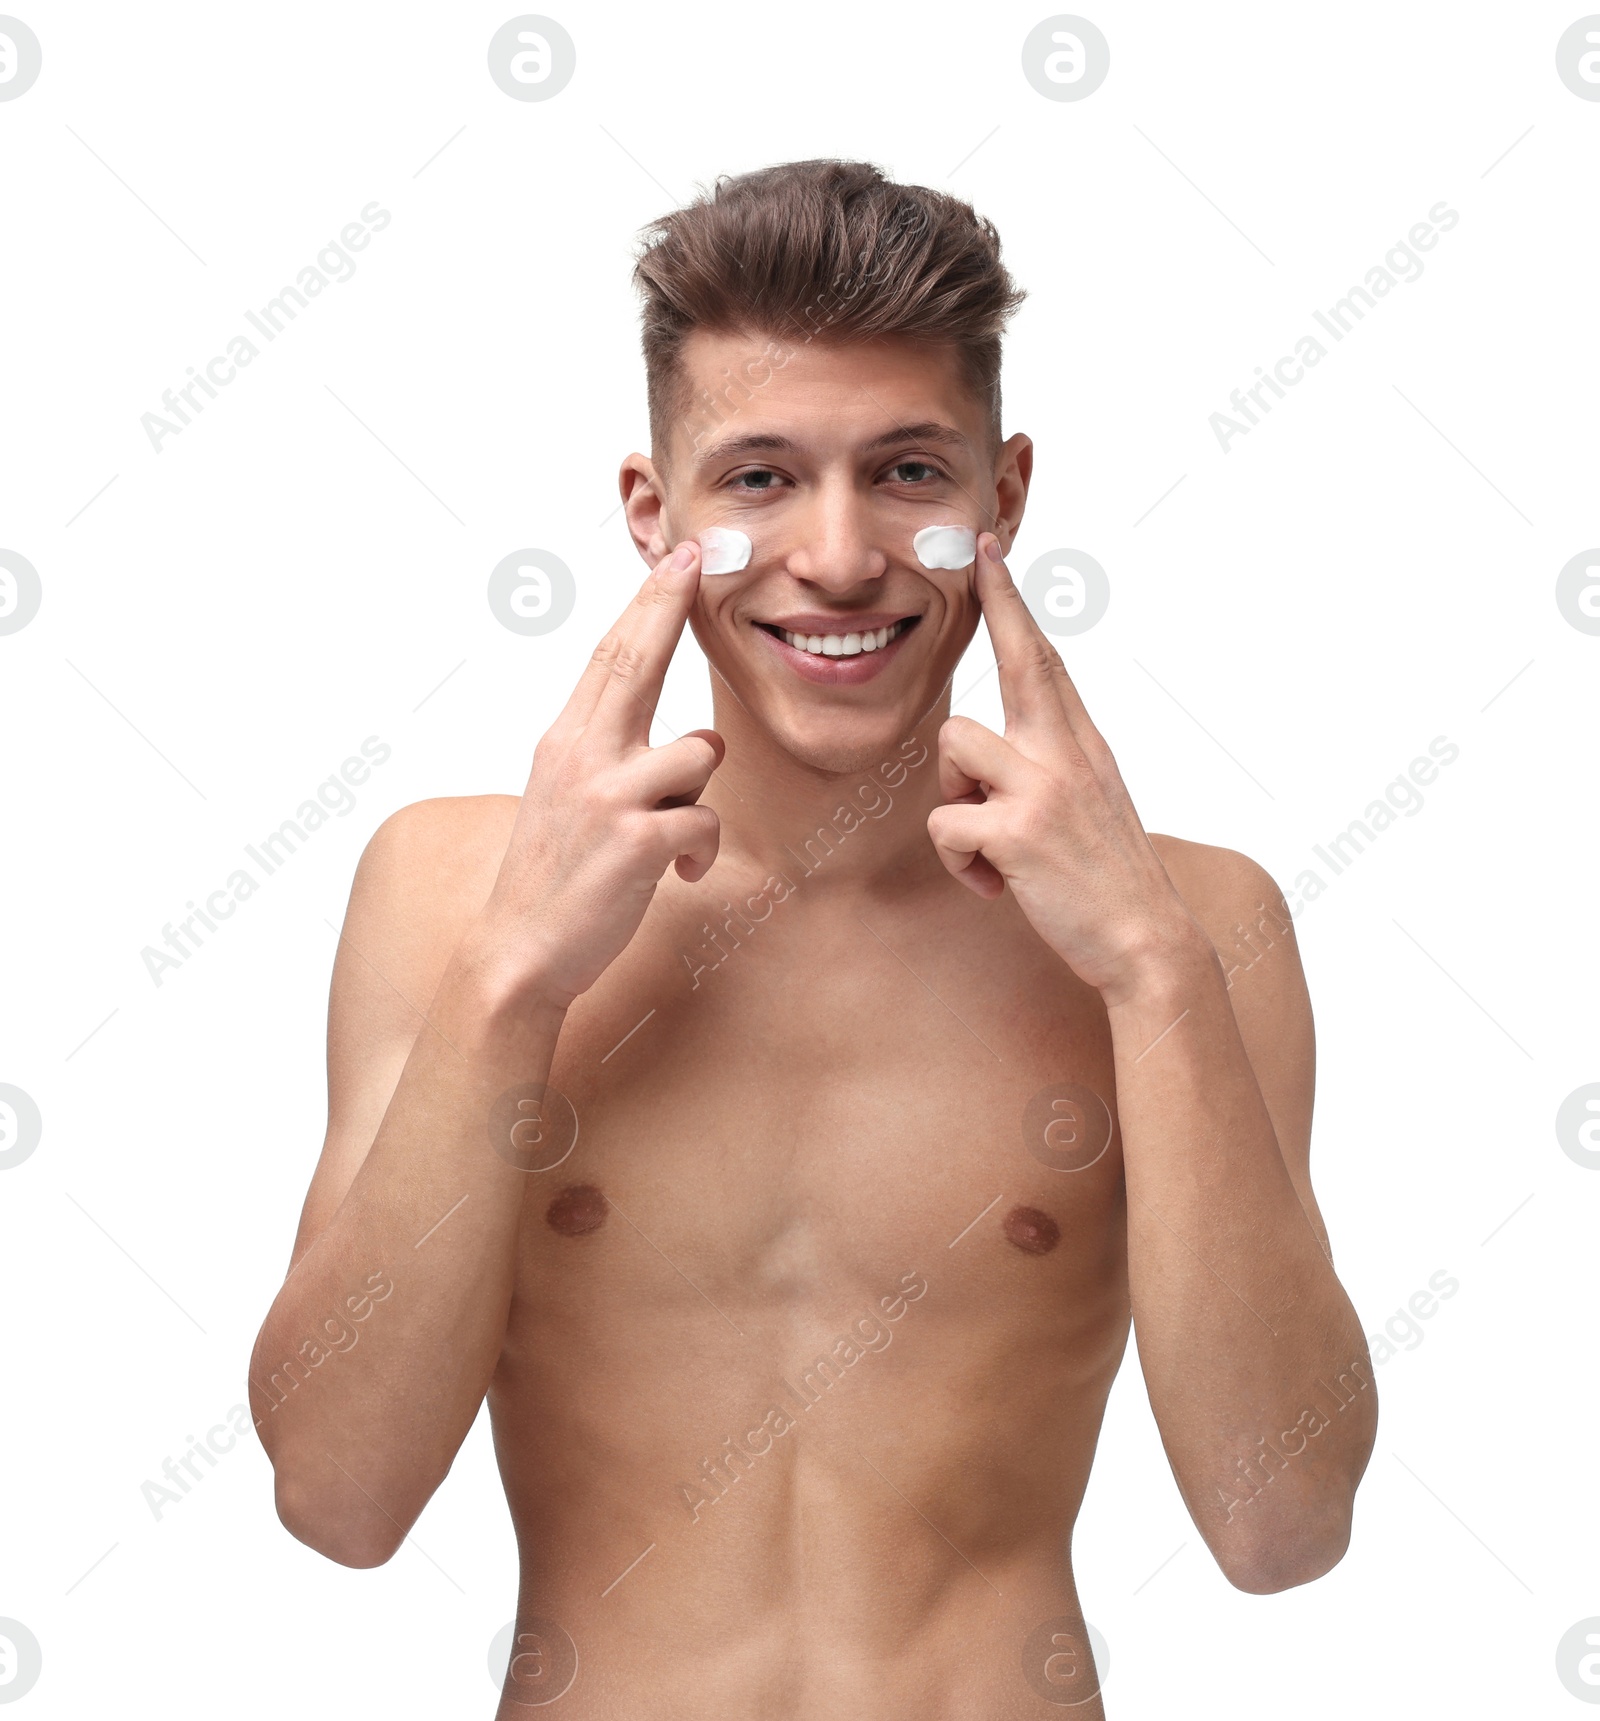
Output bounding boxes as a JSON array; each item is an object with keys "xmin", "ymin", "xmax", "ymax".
[
  {"xmin": 698, "ymin": 527, "xmax": 752, "ymax": 575},
  {"xmin": 913, "ymin": 525, "xmax": 977, "ymax": 571}
]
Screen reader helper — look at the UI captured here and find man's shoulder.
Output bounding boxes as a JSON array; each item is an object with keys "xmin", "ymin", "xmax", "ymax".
[
  {"xmin": 1145, "ymin": 834, "xmax": 1298, "ymax": 978},
  {"xmin": 1147, "ymin": 832, "xmax": 1285, "ymax": 914},
  {"xmin": 353, "ymin": 793, "xmax": 519, "ymax": 925},
  {"xmin": 369, "ymin": 792, "xmax": 519, "ymax": 861}
]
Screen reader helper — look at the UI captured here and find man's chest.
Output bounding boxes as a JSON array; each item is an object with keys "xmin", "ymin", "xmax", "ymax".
[{"xmin": 505, "ymin": 872, "xmax": 1129, "ymax": 1328}]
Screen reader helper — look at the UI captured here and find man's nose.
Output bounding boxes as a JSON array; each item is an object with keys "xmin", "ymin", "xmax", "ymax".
[{"xmin": 782, "ymin": 487, "xmax": 890, "ymax": 591}]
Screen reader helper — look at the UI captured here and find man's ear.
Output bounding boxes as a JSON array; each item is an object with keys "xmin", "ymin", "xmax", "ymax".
[
  {"xmin": 619, "ymin": 453, "xmax": 673, "ymax": 565},
  {"xmin": 992, "ymin": 433, "xmax": 1034, "ymax": 557}
]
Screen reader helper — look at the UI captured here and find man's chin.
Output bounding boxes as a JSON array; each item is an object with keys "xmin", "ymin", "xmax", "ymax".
[
  {"xmin": 777, "ymin": 733, "xmax": 905, "ymax": 777},
  {"xmin": 750, "ymin": 700, "xmax": 923, "ymax": 778},
  {"xmin": 704, "ymin": 647, "xmax": 951, "ymax": 777}
]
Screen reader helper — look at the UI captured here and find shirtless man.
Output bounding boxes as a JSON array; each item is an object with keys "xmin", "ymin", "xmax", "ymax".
[{"xmin": 249, "ymin": 160, "xmax": 1376, "ymax": 1718}]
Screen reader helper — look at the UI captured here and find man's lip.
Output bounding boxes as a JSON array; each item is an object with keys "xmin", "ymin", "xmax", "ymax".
[
  {"xmin": 753, "ymin": 612, "xmax": 921, "ymax": 634},
  {"xmin": 754, "ymin": 617, "xmax": 917, "ymax": 683}
]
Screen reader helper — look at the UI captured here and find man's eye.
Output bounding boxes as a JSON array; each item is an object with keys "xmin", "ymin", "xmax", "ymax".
[
  {"xmin": 888, "ymin": 461, "xmax": 942, "ymax": 484},
  {"xmin": 730, "ymin": 469, "xmax": 780, "ymax": 491}
]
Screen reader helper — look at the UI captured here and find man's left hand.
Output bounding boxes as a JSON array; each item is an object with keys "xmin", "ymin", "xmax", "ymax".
[{"xmin": 927, "ymin": 532, "xmax": 1208, "ymax": 1007}]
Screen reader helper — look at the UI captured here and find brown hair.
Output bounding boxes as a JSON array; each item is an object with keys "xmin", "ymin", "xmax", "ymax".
[{"xmin": 632, "ymin": 159, "xmax": 1026, "ymax": 466}]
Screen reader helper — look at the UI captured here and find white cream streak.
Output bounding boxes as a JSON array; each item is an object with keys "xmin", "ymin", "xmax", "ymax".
[
  {"xmin": 913, "ymin": 525, "xmax": 977, "ymax": 571},
  {"xmin": 698, "ymin": 527, "xmax": 752, "ymax": 575}
]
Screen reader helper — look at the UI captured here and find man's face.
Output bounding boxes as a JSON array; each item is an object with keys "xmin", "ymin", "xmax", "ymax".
[{"xmin": 622, "ymin": 330, "xmax": 1032, "ymax": 775}]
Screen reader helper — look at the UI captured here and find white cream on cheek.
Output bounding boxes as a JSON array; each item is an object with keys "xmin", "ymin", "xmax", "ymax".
[
  {"xmin": 698, "ymin": 527, "xmax": 752, "ymax": 575},
  {"xmin": 913, "ymin": 525, "xmax": 977, "ymax": 571}
]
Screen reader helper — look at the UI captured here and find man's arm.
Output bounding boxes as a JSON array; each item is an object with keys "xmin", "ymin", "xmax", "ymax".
[
  {"xmin": 928, "ymin": 532, "xmax": 1374, "ymax": 1594},
  {"xmin": 247, "ymin": 538, "xmax": 723, "ymax": 1566},
  {"xmin": 1110, "ymin": 838, "xmax": 1374, "ymax": 1592},
  {"xmin": 248, "ymin": 794, "xmax": 564, "ymax": 1566}
]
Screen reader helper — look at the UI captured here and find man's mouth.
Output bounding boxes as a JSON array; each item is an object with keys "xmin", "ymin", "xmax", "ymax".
[
  {"xmin": 749, "ymin": 613, "xmax": 922, "ymax": 686},
  {"xmin": 754, "ymin": 615, "xmax": 920, "ymax": 659}
]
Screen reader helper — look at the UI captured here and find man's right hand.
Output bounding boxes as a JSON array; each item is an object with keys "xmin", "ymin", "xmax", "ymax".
[{"xmin": 476, "ymin": 538, "xmax": 724, "ymax": 1009}]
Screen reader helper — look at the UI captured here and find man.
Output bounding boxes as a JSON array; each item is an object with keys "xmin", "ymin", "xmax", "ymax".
[{"xmin": 249, "ymin": 159, "xmax": 1375, "ymax": 1718}]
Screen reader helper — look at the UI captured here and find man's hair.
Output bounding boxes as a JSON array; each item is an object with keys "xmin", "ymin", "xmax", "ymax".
[{"xmin": 632, "ymin": 158, "xmax": 1026, "ymax": 467}]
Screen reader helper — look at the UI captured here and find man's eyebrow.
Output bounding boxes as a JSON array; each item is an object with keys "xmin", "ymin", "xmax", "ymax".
[
  {"xmin": 692, "ymin": 421, "xmax": 972, "ymax": 467},
  {"xmin": 692, "ymin": 432, "xmax": 792, "ymax": 466},
  {"xmin": 861, "ymin": 421, "xmax": 972, "ymax": 455}
]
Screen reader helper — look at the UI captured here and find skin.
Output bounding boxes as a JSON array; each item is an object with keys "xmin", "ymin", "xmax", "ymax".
[{"xmin": 248, "ymin": 329, "xmax": 1376, "ymax": 1719}]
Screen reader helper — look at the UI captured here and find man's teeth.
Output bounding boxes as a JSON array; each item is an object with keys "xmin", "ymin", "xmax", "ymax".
[{"xmin": 778, "ymin": 618, "xmax": 911, "ymax": 657}]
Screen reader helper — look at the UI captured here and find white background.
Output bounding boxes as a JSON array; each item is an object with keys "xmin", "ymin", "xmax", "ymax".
[{"xmin": 2, "ymin": 2, "xmax": 1597, "ymax": 1715}]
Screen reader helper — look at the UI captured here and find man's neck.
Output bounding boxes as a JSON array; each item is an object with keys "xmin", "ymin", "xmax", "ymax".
[{"xmin": 695, "ymin": 672, "xmax": 956, "ymax": 899}]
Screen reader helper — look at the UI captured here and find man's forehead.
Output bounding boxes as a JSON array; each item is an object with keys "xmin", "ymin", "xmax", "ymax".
[{"xmin": 676, "ymin": 331, "xmax": 979, "ymax": 469}]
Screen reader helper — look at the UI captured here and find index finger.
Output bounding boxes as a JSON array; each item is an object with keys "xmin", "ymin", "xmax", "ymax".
[
  {"xmin": 559, "ymin": 540, "xmax": 701, "ymax": 748},
  {"xmin": 974, "ymin": 532, "xmax": 1094, "ymax": 743}
]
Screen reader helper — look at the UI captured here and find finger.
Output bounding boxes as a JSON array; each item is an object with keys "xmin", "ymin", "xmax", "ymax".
[
  {"xmin": 937, "ymin": 721, "xmax": 985, "ymax": 804},
  {"xmin": 938, "ymin": 715, "xmax": 1032, "ymax": 802},
  {"xmin": 980, "ymin": 533, "xmax": 1111, "ymax": 753},
  {"xmin": 974, "ymin": 533, "xmax": 1083, "ymax": 743},
  {"xmin": 655, "ymin": 802, "xmax": 721, "ymax": 883},
  {"xmin": 550, "ymin": 542, "xmax": 700, "ymax": 749},
  {"xmin": 926, "ymin": 803, "xmax": 1006, "ymax": 899},
  {"xmin": 587, "ymin": 540, "xmax": 704, "ymax": 745},
  {"xmin": 624, "ymin": 728, "xmax": 725, "ymax": 808},
  {"xmin": 555, "ymin": 544, "xmax": 690, "ymax": 739}
]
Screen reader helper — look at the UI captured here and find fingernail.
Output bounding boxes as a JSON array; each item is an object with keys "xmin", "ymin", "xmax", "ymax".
[
  {"xmin": 984, "ymin": 536, "xmax": 1004, "ymax": 562},
  {"xmin": 668, "ymin": 542, "xmax": 696, "ymax": 572}
]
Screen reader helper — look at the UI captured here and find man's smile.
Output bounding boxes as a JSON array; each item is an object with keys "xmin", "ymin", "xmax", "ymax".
[{"xmin": 750, "ymin": 610, "xmax": 924, "ymax": 682}]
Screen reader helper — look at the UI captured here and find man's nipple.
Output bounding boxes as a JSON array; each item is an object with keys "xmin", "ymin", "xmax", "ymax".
[
  {"xmin": 546, "ymin": 1183, "xmax": 608, "ymax": 1237},
  {"xmin": 1003, "ymin": 1204, "xmax": 1061, "ymax": 1255}
]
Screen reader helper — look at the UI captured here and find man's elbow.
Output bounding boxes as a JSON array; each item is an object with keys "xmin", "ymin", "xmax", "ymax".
[
  {"xmin": 1218, "ymin": 1512, "xmax": 1352, "ymax": 1595},
  {"xmin": 273, "ymin": 1476, "xmax": 407, "ymax": 1569}
]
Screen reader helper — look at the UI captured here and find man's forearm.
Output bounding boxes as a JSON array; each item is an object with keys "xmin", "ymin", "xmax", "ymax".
[
  {"xmin": 248, "ymin": 929, "xmax": 567, "ymax": 1565},
  {"xmin": 1106, "ymin": 932, "xmax": 1375, "ymax": 1592}
]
